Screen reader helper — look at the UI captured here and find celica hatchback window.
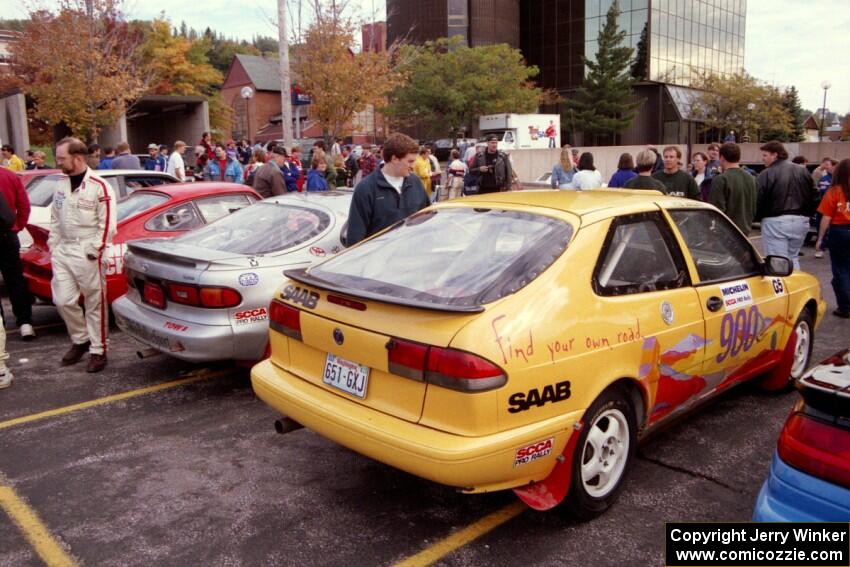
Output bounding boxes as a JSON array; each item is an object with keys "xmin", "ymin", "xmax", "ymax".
[
  {"xmin": 117, "ymin": 192, "xmax": 170, "ymax": 223},
  {"xmin": 174, "ymin": 202, "xmax": 331, "ymax": 254},
  {"xmin": 309, "ymin": 208, "xmax": 573, "ymax": 307}
]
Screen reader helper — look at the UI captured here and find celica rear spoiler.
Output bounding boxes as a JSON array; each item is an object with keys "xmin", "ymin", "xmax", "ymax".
[{"xmin": 283, "ymin": 268, "xmax": 486, "ymax": 314}]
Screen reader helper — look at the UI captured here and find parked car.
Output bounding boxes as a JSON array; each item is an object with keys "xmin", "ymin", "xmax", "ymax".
[
  {"xmin": 21, "ymin": 170, "xmax": 180, "ymax": 249},
  {"xmin": 16, "ymin": 169, "xmax": 61, "ymax": 188},
  {"xmin": 252, "ymin": 189, "xmax": 825, "ymax": 518},
  {"xmin": 753, "ymin": 347, "xmax": 850, "ymax": 521},
  {"xmin": 112, "ymin": 190, "xmax": 352, "ymax": 363},
  {"xmin": 22, "ymin": 183, "xmax": 258, "ymax": 305}
]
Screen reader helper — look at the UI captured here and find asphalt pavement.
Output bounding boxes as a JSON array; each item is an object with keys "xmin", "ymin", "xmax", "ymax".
[{"xmin": 0, "ymin": 238, "xmax": 847, "ymax": 567}]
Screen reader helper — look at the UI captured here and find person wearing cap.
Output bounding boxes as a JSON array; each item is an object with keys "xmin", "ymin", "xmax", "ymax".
[
  {"xmin": 252, "ymin": 144, "xmax": 289, "ymax": 198},
  {"xmin": 144, "ymin": 143, "xmax": 166, "ymax": 172},
  {"xmin": 469, "ymin": 134, "xmax": 514, "ymax": 193}
]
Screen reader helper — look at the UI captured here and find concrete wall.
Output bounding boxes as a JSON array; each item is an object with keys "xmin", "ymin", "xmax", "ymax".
[
  {"xmin": 0, "ymin": 92, "xmax": 29, "ymax": 152},
  {"xmin": 510, "ymin": 145, "xmax": 688, "ymax": 184},
  {"xmin": 691, "ymin": 142, "xmax": 850, "ymax": 164}
]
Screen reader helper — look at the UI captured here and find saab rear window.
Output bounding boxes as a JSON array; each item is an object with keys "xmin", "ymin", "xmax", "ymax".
[
  {"xmin": 117, "ymin": 192, "xmax": 170, "ymax": 222},
  {"xmin": 309, "ymin": 208, "xmax": 573, "ymax": 307},
  {"xmin": 173, "ymin": 202, "xmax": 330, "ymax": 254}
]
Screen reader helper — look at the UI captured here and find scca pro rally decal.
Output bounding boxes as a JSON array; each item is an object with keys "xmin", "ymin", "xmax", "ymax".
[
  {"xmin": 282, "ymin": 284, "xmax": 319, "ymax": 309},
  {"xmin": 508, "ymin": 380, "xmax": 571, "ymax": 413},
  {"xmin": 514, "ymin": 437, "xmax": 554, "ymax": 467},
  {"xmin": 720, "ymin": 280, "xmax": 753, "ymax": 311},
  {"xmin": 234, "ymin": 307, "xmax": 268, "ymax": 325}
]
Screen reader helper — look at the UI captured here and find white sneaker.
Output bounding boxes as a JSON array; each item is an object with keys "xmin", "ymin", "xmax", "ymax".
[
  {"xmin": 0, "ymin": 370, "xmax": 13, "ymax": 389},
  {"xmin": 20, "ymin": 324, "xmax": 35, "ymax": 341},
  {"xmin": 814, "ymin": 250, "xmax": 824, "ymax": 259}
]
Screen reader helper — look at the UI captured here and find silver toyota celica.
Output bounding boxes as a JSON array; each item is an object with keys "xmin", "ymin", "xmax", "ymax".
[{"xmin": 113, "ymin": 191, "xmax": 352, "ymax": 362}]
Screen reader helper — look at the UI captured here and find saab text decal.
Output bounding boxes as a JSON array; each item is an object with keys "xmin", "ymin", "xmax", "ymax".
[
  {"xmin": 720, "ymin": 280, "xmax": 753, "ymax": 311},
  {"xmin": 282, "ymin": 284, "xmax": 319, "ymax": 309},
  {"xmin": 508, "ymin": 380, "xmax": 571, "ymax": 413},
  {"xmin": 234, "ymin": 307, "xmax": 269, "ymax": 325},
  {"xmin": 514, "ymin": 437, "xmax": 554, "ymax": 467}
]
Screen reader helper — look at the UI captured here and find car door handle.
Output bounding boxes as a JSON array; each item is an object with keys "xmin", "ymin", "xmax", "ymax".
[{"xmin": 706, "ymin": 296, "xmax": 724, "ymax": 312}]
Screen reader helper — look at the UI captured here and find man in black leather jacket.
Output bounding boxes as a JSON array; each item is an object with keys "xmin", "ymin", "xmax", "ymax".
[{"xmin": 756, "ymin": 141, "xmax": 817, "ymax": 269}]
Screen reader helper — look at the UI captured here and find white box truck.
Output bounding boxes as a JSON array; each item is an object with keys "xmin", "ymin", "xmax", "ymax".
[{"xmin": 478, "ymin": 114, "xmax": 561, "ymax": 151}]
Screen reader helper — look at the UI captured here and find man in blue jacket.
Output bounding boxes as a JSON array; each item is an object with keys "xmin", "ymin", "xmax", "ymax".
[
  {"xmin": 347, "ymin": 133, "xmax": 430, "ymax": 246},
  {"xmin": 204, "ymin": 145, "xmax": 243, "ymax": 183}
]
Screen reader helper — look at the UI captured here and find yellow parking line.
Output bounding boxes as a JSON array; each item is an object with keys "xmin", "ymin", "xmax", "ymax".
[
  {"xmin": 0, "ymin": 368, "xmax": 236, "ymax": 431},
  {"xmin": 393, "ymin": 501, "xmax": 526, "ymax": 567},
  {"xmin": 0, "ymin": 481, "xmax": 78, "ymax": 567}
]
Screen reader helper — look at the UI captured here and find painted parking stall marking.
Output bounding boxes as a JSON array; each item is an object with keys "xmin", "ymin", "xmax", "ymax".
[
  {"xmin": 0, "ymin": 475, "xmax": 78, "ymax": 567},
  {"xmin": 0, "ymin": 367, "xmax": 236, "ymax": 431}
]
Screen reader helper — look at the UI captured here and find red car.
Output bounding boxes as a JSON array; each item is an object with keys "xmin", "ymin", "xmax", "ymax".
[
  {"xmin": 16, "ymin": 169, "xmax": 61, "ymax": 188},
  {"xmin": 22, "ymin": 182, "xmax": 260, "ymax": 305}
]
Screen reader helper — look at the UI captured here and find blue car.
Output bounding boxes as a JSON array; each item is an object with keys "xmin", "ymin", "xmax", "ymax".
[{"xmin": 753, "ymin": 348, "xmax": 850, "ymax": 521}]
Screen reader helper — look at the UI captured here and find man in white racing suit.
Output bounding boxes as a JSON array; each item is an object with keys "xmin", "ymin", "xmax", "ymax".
[{"xmin": 49, "ymin": 137, "xmax": 117, "ymax": 372}]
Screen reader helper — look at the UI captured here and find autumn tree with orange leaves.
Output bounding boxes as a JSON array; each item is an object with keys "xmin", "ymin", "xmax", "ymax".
[
  {"xmin": 9, "ymin": 0, "xmax": 147, "ymax": 141},
  {"xmin": 293, "ymin": 3, "xmax": 401, "ymax": 143}
]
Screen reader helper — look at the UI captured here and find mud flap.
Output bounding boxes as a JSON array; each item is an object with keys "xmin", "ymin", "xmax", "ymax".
[
  {"xmin": 512, "ymin": 421, "xmax": 583, "ymax": 511},
  {"xmin": 758, "ymin": 330, "xmax": 797, "ymax": 391}
]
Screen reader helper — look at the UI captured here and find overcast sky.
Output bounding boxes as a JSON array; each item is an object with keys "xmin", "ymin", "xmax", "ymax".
[{"xmin": 3, "ymin": 0, "xmax": 849, "ymax": 115}]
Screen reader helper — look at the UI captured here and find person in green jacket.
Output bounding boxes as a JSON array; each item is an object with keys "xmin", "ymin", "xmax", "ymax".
[
  {"xmin": 708, "ymin": 143, "xmax": 757, "ymax": 235},
  {"xmin": 625, "ymin": 150, "xmax": 669, "ymax": 191},
  {"xmin": 652, "ymin": 146, "xmax": 700, "ymax": 199}
]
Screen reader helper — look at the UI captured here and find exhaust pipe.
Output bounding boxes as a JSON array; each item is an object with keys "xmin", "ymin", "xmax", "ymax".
[
  {"xmin": 136, "ymin": 348, "xmax": 161, "ymax": 359},
  {"xmin": 274, "ymin": 417, "xmax": 304, "ymax": 435}
]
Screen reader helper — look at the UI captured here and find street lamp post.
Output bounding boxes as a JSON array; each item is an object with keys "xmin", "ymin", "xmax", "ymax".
[
  {"xmin": 745, "ymin": 102, "xmax": 755, "ymax": 143},
  {"xmin": 241, "ymin": 86, "xmax": 254, "ymax": 142},
  {"xmin": 820, "ymin": 80, "xmax": 832, "ymax": 142}
]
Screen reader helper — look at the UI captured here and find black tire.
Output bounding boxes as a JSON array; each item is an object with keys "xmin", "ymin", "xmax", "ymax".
[
  {"xmin": 789, "ymin": 310, "xmax": 814, "ymax": 381},
  {"xmin": 563, "ymin": 387, "xmax": 637, "ymax": 521}
]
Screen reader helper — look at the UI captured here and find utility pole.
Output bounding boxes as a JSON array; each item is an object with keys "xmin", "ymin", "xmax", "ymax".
[{"xmin": 278, "ymin": 0, "xmax": 295, "ymax": 148}]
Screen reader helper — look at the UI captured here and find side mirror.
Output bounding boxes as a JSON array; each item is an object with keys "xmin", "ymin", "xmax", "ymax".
[{"xmin": 764, "ymin": 255, "xmax": 793, "ymax": 277}]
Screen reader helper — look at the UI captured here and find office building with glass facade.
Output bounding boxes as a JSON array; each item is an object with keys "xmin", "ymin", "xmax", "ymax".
[{"xmin": 387, "ymin": 0, "xmax": 747, "ymax": 144}]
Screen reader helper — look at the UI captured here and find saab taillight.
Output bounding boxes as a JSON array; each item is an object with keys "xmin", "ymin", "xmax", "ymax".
[
  {"xmin": 387, "ymin": 339, "xmax": 428, "ymax": 381},
  {"xmin": 386, "ymin": 338, "xmax": 506, "ymax": 392},
  {"xmin": 777, "ymin": 405, "xmax": 850, "ymax": 489},
  {"xmin": 426, "ymin": 346, "xmax": 507, "ymax": 391},
  {"xmin": 199, "ymin": 287, "xmax": 241, "ymax": 308},
  {"xmin": 269, "ymin": 300, "xmax": 302, "ymax": 340}
]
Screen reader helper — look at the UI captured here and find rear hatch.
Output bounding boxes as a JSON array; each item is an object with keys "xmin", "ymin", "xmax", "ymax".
[
  {"xmin": 124, "ymin": 198, "xmax": 342, "ymax": 323},
  {"xmin": 269, "ymin": 205, "xmax": 575, "ymax": 425}
]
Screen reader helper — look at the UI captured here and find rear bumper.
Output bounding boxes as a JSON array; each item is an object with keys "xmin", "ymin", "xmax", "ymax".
[
  {"xmin": 251, "ymin": 359, "xmax": 581, "ymax": 493},
  {"xmin": 753, "ymin": 453, "xmax": 850, "ymax": 522},
  {"xmin": 113, "ymin": 296, "xmax": 235, "ymax": 362}
]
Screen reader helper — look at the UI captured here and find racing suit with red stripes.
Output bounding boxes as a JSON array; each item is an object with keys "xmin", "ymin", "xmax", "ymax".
[{"xmin": 47, "ymin": 169, "xmax": 117, "ymax": 355}]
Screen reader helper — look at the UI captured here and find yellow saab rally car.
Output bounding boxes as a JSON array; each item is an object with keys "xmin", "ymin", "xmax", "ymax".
[{"xmin": 251, "ymin": 189, "xmax": 825, "ymax": 518}]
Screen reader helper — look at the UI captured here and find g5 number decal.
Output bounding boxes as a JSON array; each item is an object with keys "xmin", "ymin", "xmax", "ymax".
[{"xmin": 716, "ymin": 305, "xmax": 767, "ymax": 363}]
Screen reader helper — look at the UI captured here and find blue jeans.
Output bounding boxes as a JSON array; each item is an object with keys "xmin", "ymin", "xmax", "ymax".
[
  {"xmin": 761, "ymin": 215, "xmax": 809, "ymax": 270},
  {"xmin": 828, "ymin": 226, "xmax": 850, "ymax": 314}
]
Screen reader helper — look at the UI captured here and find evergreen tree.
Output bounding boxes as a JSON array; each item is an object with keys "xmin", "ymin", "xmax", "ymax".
[
  {"xmin": 783, "ymin": 86, "xmax": 806, "ymax": 142},
  {"xmin": 630, "ymin": 22, "xmax": 648, "ymax": 80},
  {"xmin": 565, "ymin": 1, "xmax": 640, "ymax": 145}
]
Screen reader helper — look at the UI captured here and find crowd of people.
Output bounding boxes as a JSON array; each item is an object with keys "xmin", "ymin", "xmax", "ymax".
[
  {"xmin": 547, "ymin": 139, "xmax": 849, "ymax": 319},
  {"xmin": 0, "ymin": 128, "xmax": 847, "ymax": 390}
]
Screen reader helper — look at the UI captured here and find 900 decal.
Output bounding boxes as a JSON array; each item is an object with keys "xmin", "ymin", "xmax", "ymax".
[
  {"xmin": 282, "ymin": 284, "xmax": 319, "ymax": 309},
  {"xmin": 716, "ymin": 305, "xmax": 769, "ymax": 363}
]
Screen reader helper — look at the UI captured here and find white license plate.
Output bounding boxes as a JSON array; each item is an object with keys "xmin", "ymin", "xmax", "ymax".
[{"xmin": 322, "ymin": 353, "xmax": 370, "ymax": 399}]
